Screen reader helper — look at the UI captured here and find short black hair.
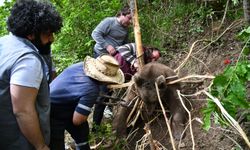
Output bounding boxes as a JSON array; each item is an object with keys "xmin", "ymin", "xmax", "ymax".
[
  {"xmin": 116, "ymin": 6, "xmax": 131, "ymax": 17},
  {"xmin": 7, "ymin": 0, "xmax": 63, "ymax": 38}
]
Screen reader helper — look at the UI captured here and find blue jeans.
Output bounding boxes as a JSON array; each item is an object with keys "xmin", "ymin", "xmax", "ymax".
[{"xmin": 50, "ymin": 103, "xmax": 90, "ymax": 150}]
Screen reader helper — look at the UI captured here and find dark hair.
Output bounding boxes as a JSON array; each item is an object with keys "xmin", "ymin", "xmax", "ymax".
[
  {"xmin": 116, "ymin": 6, "xmax": 131, "ymax": 17},
  {"xmin": 7, "ymin": 0, "xmax": 63, "ymax": 38},
  {"xmin": 143, "ymin": 46, "xmax": 161, "ymax": 63}
]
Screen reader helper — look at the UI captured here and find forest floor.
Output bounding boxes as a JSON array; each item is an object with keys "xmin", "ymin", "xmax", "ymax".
[
  {"xmin": 115, "ymin": 18, "xmax": 250, "ymax": 150},
  {"xmin": 65, "ymin": 18, "xmax": 250, "ymax": 150}
]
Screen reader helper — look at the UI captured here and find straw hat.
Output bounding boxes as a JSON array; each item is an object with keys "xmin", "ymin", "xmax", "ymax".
[{"xmin": 84, "ymin": 55, "xmax": 125, "ymax": 84}]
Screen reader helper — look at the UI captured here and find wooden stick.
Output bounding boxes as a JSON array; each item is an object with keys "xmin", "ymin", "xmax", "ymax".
[
  {"xmin": 167, "ymin": 74, "xmax": 214, "ymax": 85},
  {"xmin": 174, "ymin": 39, "xmax": 204, "ymax": 73},
  {"xmin": 203, "ymin": 90, "xmax": 250, "ymax": 148},
  {"xmin": 177, "ymin": 90, "xmax": 195, "ymax": 150},
  {"xmin": 130, "ymin": 0, "xmax": 144, "ymax": 68},
  {"xmin": 144, "ymin": 124, "xmax": 157, "ymax": 150},
  {"xmin": 155, "ymin": 82, "xmax": 176, "ymax": 150},
  {"xmin": 107, "ymin": 80, "xmax": 134, "ymax": 89}
]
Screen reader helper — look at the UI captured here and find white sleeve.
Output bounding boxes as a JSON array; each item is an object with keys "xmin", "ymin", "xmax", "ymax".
[{"xmin": 10, "ymin": 54, "xmax": 43, "ymax": 89}]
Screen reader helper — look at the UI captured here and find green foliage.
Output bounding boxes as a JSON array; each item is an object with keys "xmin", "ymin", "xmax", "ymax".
[
  {"xmin": 202, "ymin": 61, "xmax": 250, "ymax": 130},
  {"xmin": 52, "ymin": 0, "xmax": 121, "ymax": 73},
  {"xmin": 0, "ymin": 0, "xmax": 14, "ymax": 36},
  {"xmin": 90, "ymin": 123, "xmax": 125, "ymax": 149},
  {"xmin": 202, "ymin": 8, "xmax": 250, "ymax": 131},
  {"xmin": 237, "ymin": 26, "xmax": 250, "ymax": 55},
  {"xmin": 188, "ymin": 6, "xmax": 214, "ymax": 34},
  {"xmin": 139, "ymin": 2, "xmax": 204, "ymax": 50},
  {"xmin": 231, "ymin": 0, "xmax": 239, "ymax": 5}
]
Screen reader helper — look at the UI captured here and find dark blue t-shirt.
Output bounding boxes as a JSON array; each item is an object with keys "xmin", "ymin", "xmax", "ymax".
[{"xmin": 50, "ymin": 62, "xmax": 100, "ymax": 116}]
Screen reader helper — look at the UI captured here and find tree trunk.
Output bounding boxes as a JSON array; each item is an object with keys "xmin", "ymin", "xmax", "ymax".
[{"xmin": 243, "ymin": 0, "xmax": 250, "ymax": 25}]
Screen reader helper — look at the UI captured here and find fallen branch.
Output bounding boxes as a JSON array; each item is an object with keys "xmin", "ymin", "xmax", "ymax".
[
  {"xmin": 127, "ymin": 98, "xmax": 141, "ymax": 127},
  {"xmin": 107, "ymin": 80, "xmax": 134, "ymax": 89},
  {"xmin": 175, "ymin": 39, "xmax": 205, "ymax": 73},
  {"xmin": 217, "ymin": 0, "xmax": 230, "ymax": 32},
  {"xmin": 144, "ymin": 124, "xmax": 157, "ymax": 150},
  {"xmin": 155, "ymin": 82, "xmax": 176, "ymax": 150},
  {"xmin": 129, "ymin": 101, "xmax": 143, "ymax": 127},
  {"xmin": 203, "ymin": 90, "xmax": 250, "ymax": 148},
  {"xmin": 167, "ymin": 74, "xmax": 215, "ymax": 85},
  {"xmin": 90, "ymin": 138, "xmax": 104, "ymax": 150},
  {"xmin": 135, "ymin": 131, "xmax": 150, "ymax": 150},
  {"xmin": 194, "ymin": 20, "xmax": 243, "ymax": 55},
  {"xmin": 177, "ymin": 90, "xmax": 195, "ymax": 150}
]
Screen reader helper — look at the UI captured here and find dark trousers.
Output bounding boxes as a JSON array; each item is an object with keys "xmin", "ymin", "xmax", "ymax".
[
  {"xmin": 92, "ymin": 51, "xmax": 111, "ymax": 128},
  {"xmin": 50, "ymin": 104, "xmax": 90, "ymax": 150},
  {"xmin": 92, "ymin": 85, "xmax": 112, "ymax": 126}
]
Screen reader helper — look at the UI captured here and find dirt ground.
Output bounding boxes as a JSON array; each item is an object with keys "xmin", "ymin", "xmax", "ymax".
[
  {"xmin": 65, "ymin": 18, "xmax": 250, "ymax": 150},
  {"xmin": 112, "ymin": 18, "xmax": 250, "ymax": 150},
  {"xmin": 126, "ymin": 19, "xmax": 250, "ymax": 150}
]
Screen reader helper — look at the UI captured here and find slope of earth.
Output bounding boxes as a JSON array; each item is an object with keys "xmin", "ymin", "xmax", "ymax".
[
  {"xmin": 64, "ymin": 18, "xmax": 250, "ymax": 150},
  {"xmin": 123, "ymin": 18, "xmax": 250, "ymax": 150}
]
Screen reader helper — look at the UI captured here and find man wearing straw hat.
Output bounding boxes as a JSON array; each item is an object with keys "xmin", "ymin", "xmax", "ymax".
[{"xmin": 49, "ymin": 55, "xmax": 125, "ymax": 150}]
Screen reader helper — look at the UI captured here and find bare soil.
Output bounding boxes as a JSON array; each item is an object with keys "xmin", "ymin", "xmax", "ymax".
[
  {"xmin": 65, "ymin": 18, "xmax": 250, "ymax": 150},
  {"xmin": 121, "ymin": 18, "xmax": 250, "ymax": 150}
]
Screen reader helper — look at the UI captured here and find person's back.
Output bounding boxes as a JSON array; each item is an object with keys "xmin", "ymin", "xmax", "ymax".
[
  {"xmin": 49, "ymin": 55, "xmax": 125, "ymax": 150},
  {"xmin": 114, "ymin": 43, "xmax": 161, "ymax": 80},
  {"xmin": 50, "ymin": 62, "xmax": 100, "ymax": 104}
]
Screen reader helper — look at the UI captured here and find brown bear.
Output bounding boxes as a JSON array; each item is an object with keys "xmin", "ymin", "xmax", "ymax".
[{"xmin": 112, "ymin": 62, "xmax": 188, "ymax": 140}]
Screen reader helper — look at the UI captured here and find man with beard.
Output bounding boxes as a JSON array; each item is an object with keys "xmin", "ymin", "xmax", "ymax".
[{"xmin": 0, "ymin": 0, "xmax": 63, "ymax": 150}]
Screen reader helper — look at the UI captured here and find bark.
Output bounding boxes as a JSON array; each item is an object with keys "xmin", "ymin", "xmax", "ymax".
[{"xmin": 130, "ymin": 0, "xmax": 145, "ymax": 68}]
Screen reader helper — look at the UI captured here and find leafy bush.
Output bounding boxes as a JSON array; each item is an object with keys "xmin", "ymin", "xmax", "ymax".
[
  {"xmin": 203, "ymin": 60, "xmax": 250, "ymax": 130},
  {"xmin": 0, "ymin": 0, "xmax": 14, "ymax": 36},
  {"xmin": 52, "ymin": 0, "xmax": 122, "ymax": 73},
  {"xmin": 202, "ymin": 26, "xmax": 250, "ymax": 130}
]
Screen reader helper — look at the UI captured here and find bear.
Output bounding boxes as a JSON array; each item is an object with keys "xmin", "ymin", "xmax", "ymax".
[{"xmin": 112, "ymin": 62, "xmax": 188, "ymax": 140}]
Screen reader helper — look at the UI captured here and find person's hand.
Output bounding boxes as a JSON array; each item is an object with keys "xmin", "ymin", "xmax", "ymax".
[
  {"xmin": 106, "ymin": 45, "xmax": 116, "ymax": 56},
  {"xmin": 133, "ymin": 61, "xmax": 139, "ymax": 71},
  {"xmin": 37, "ymin": 144, "xmax": 49, "ymax": 150}
]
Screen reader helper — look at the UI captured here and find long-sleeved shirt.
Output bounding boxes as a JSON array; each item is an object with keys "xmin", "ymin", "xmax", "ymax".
[
  {"xmin": 116, "ymin": 43, "xmax": 136, "ymax": 65},
  {"xmin": 91, "ymin": 17, "xmax": 129, "ymax": 55}
]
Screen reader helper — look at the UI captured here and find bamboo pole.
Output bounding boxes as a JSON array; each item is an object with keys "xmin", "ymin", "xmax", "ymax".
[{"xmin": 130, "ymin": 0, "xmax": 144, "ymax": 69}]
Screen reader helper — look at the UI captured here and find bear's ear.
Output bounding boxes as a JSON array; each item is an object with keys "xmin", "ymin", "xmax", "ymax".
[
  {"xmin": 156, "ymin": 75, "xmax": 166, "ymax": 89},
  {"xmin": 133, "ymin": 73, "xmax": 144, "ymax": 87}
]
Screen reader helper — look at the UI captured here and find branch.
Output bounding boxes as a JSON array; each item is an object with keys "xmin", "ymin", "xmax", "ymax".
[
  {"xmin": 203, "ymin": 90, "xmax": 250, "ymax": 148},
  {"xmin": 174, "ymin": 39, "xmax": 205, "ymax": 73},
  {"xmin": 167, "ymin": 74, "xmax": 215, "ymax": 85},
  {"xmin": 217, "ymin": 0, "xmax": 230, "ymax": 31},
  {"xmin": 144, "ymin": 124, "xmax": 157, "ymax": 150},
  {"xmin": 155, "ymin": 82, "xmax": 176, "ymax": 150},
  {"xmin": 194, "ymin": 20, "xmax": 243, "ymax": 55},
  {"xmin": 177, "ymin": 90, "xmax": 195, "ymax": 150}
]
